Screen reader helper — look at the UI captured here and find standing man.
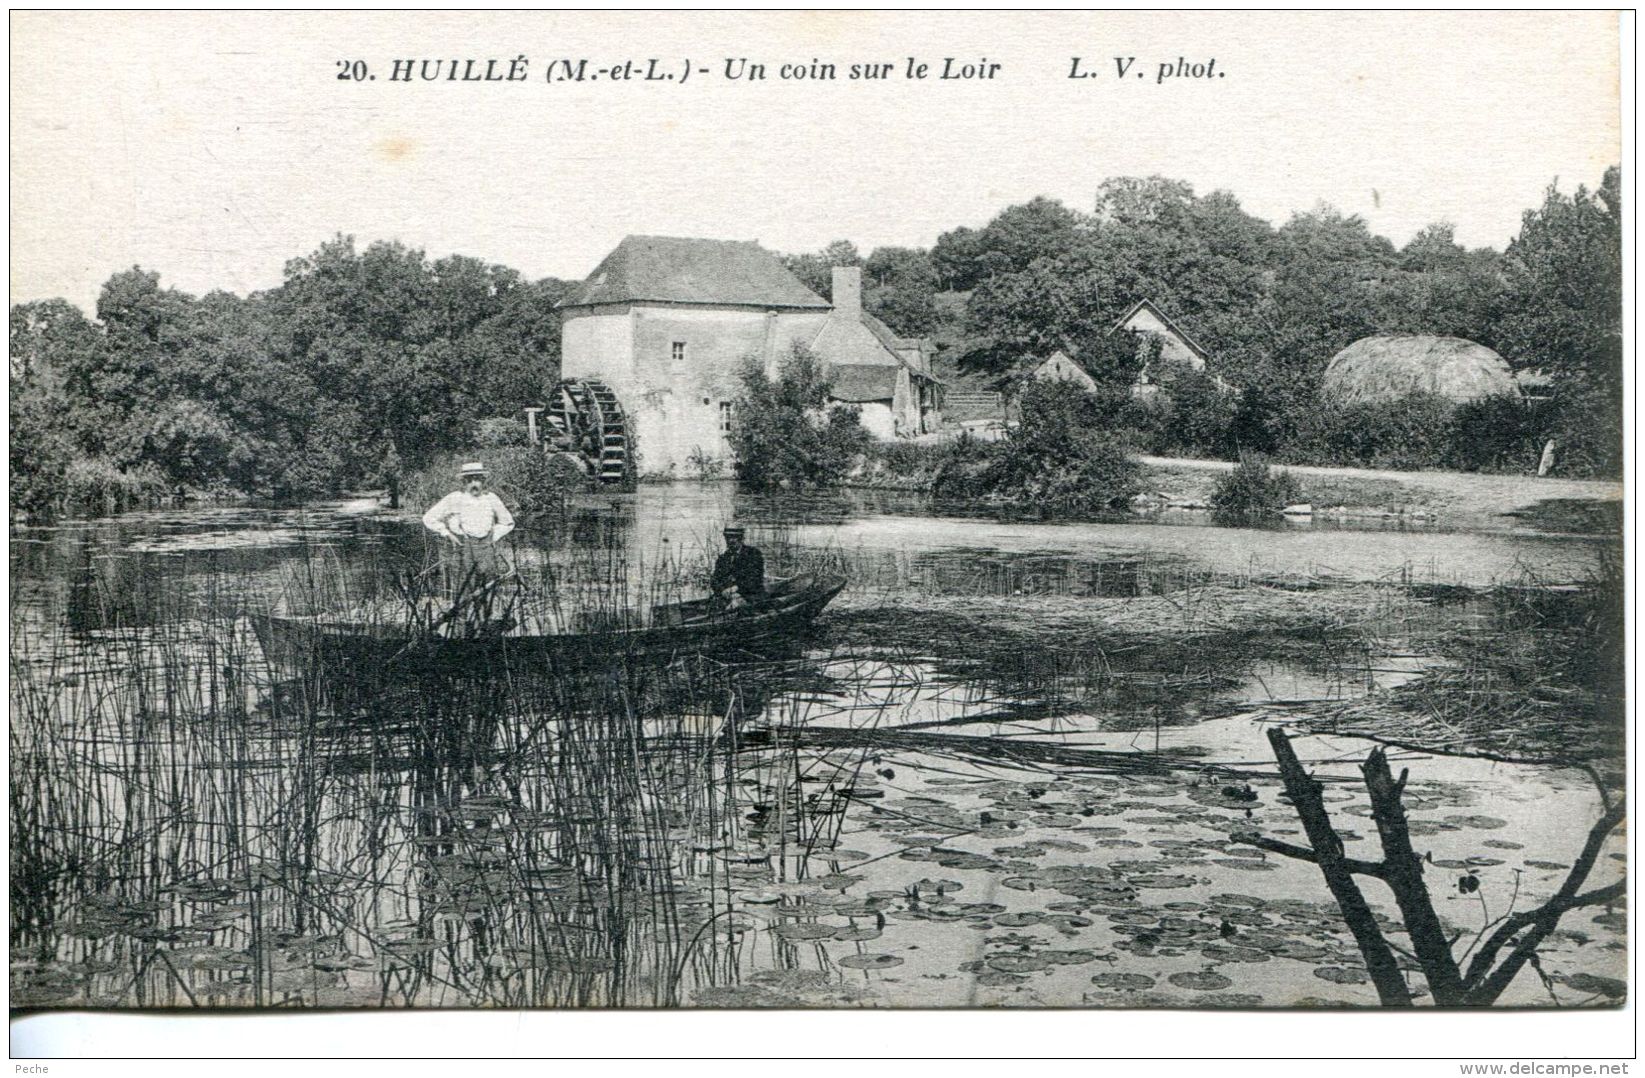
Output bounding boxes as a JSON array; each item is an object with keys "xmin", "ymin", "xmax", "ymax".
[
  {"xmin": 710, "ymin": 525, "xmax": 765, "ymax": 610},
  {"xmin": 423, "ymin": 462, "xmax": 516, "ymax": 593}
]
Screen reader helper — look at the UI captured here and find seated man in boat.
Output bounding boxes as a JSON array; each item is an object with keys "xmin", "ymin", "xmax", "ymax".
[
  {"xmin": 710, "ymin": 525, "xmax": 765, "ymax": 610},
  {"xmin": 422, "ymin": 461, "xmax": 516, "ymax": 596}
]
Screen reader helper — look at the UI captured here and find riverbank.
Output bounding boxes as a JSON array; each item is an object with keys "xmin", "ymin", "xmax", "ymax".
[
  {"xmin": 1139, "ymin": 456, "xmax": 1622, "ymax": 526},
  {"xmin": 847, "ymin": 452, "xmax": 1622, "ymax": 534}
]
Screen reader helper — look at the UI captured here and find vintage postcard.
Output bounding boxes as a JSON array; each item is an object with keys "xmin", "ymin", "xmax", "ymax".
[{"xmin": 7, "ymin": 8, "xmax": 1629, "ymax": 1058}]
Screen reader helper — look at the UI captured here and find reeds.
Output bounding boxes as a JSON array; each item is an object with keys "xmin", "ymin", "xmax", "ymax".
[{"xmin": 7, "ymin": 522, "xmax": 877, "ymax": 1008}]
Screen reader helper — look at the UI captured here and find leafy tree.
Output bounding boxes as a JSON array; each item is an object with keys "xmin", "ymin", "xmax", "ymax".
[
  {"xmin": 863, "ymin": 245, "xmax": 940, "ymax": 335},
  {"xmin": 728, "ymin": 345, "xmax": 870, "ymax": 489},
  {"xmin": 932, "ymin": 197, "xmax": 1083, "ymax": 292},
  {"xmin": 1094, "ymin": 175, "xmax": 1195, "ymax": 226},
  {"xmin": 1147, "ymin": 368, "xmax": 1239, "ymax": 459},
  {"xmin": 1498, "ymin": 168, "xmax": 1622, "ymax": 389},
  {"xmin": 778, "ymin": 240, "xmax": 862, "ymax": 299},
  {"xmin": 1495, "ymin": 168, "xmax": 1622, "ymax": 475}
]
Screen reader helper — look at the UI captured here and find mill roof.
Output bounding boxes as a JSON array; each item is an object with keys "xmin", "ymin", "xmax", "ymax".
[{"xmin": 559, "ymin": 235, "xmax": 831, "ymax": 309}]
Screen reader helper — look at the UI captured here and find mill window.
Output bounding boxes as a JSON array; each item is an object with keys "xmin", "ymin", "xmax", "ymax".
[
  {"xmin": 719, "ymin": 401, "xmax": 734, "ymax": 435},
  {"xmin": 671, "ymin": 341, "xmax": 687, "ymax": 363}
]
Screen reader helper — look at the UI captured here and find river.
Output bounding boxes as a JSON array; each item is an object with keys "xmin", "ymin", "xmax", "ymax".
[{"xmin": 7, "ymin": 483, "xmax": 1625, "ymax": 1010}]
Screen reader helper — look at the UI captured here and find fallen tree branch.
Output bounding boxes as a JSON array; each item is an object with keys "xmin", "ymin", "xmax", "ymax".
[
  {"xmin": 1263, "ymin": 727, "xmax": 1413, "ymax": 1005},
  {"xmin": 1360, "ymin": 745, "xmax": 1465, "ymax": 1004},
  {"xmin": 1231, "ymin": 830, "xmax": 1389, "ymax": 880},
  {"xmin": 1261, "ymin": 729, "xmax": 1626, "ymax": 1008},
  {"xmin": 1460, "ymin": 797, "xmax": 1627, "ymax": 1005}
]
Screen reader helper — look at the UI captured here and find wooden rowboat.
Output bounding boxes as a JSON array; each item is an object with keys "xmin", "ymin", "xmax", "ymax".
[{"xmin": 249, "ymin": 573, "xmax": 846, "ymax": 681}]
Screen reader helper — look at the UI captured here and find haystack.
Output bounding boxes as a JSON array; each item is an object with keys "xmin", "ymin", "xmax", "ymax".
[{"xmin": 1321, "ymin": 335, "xmax": 1518, "ymax": 404}]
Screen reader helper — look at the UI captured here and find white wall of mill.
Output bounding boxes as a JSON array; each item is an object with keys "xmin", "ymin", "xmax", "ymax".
[
  {"xmin": 856, "ymin": 402, "xmax": 896, "ymax": 439},
  {"xmin": 563, "ymin": 304, "xmax": 804, "ymax": 474}
]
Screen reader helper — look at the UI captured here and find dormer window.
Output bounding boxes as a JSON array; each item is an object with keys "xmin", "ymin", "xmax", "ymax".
[{"xmin": 671, "ymin": 341, "xmax": 687, "ymax": 363}]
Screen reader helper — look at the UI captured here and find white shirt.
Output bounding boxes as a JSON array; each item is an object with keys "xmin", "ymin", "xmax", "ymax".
[{"xmin": 422, "ymin": 490, "xmax": 515, "ymax": 542}]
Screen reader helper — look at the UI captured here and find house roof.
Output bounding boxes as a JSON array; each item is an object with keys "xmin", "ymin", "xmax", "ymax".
[
  {"xmin": 1111, "ymin": 298, "xmax": 1212, "ymax": 363},
  {"xmin": 801, "ymin": 302, "xmax": 944, "ymax": 387},
  {"xmin": 828, "ymin": 364, "xmax": 901, "ymax": 402},
  {"xmin": 559, "ymin": 235, "xmax": 830, "ymax": 309}
]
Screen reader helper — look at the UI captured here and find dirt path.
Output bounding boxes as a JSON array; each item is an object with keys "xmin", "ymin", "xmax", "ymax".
[{"xmin": 1138, "ymin": 456, "xmax": 1623, "ymax": 525}]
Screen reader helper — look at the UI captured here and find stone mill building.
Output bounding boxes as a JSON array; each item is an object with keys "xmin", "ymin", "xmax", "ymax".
[{"xmin": 557, "ymin": 235, "xmax": 943, "ymax": 475}]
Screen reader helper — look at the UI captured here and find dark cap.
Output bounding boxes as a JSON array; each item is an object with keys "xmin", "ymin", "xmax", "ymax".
[{"xmin": 722, "ymin": 524, "xmax": 747, "ymax": 537}]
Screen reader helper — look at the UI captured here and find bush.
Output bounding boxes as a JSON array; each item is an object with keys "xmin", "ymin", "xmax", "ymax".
[
  {"xmin": 1210, "ymin": 453, "xmax": 1303, "ymax": 524},
  {"xmin": 685, "ymin": 446, "xmax": 727, "ymax": 480},
  {"xmin": 1445, "ymin": 394, "xmax": 1545, "ymax": 473},
  {"xmin": 1122, "ymin": 369, "xmax": 1239, "ymax": 459},
  {"xmin": 1540, "ymin": 382, "xmax": 1622, "ymax": 479},
  {"xmin": 476, "ymin": 416, "xmax": 528, "ymax": 448},
  {"xmin": 935, "ymin": 380, "xmax": 1141, "ymax": 514},
  {"xmin": 861, "ymin": 433, "xmax": 995, "ymax": 491},
  {"xmin": 10, "ymin": 389, "xmax": 72, "ymax": 519},
  {"xmin": 1292, "ymin": 394, "xmax": 1456, "ymax": 470},
  {"xmin": 729, "ymin": 345, "xmax": 872, "ymax": 490},
  {"xmin": 61, "ymin": 458, "xmax": 168, "ymax": 519}
]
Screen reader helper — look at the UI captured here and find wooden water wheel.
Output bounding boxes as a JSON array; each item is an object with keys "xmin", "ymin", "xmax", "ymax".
[{"xmin": 545, "ymin": 379, "xmax": 633, "ymax": 487}]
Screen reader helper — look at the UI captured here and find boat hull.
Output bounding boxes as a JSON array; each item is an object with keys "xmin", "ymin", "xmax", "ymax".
[{"xmin": 250, "ymin": 575, "xmax": 845, "ymax": 682}]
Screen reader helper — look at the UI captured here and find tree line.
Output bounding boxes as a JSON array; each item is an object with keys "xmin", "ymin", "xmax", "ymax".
[
  {"xmin": 11, "ymin": 237, "xmax": 571, "ymax": 517},
  {"xmin": 783, "ymin": 169, "xmax": 1622, "ymax": 476},
  {"xmin": 9, "ymin": 169, "xmax": 1622, "ymax": 518}
]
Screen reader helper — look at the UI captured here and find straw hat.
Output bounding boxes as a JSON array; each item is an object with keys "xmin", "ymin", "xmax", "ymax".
[{"xmin": 459, "ymin": 462, "xmax": 488, "ymax": 478}]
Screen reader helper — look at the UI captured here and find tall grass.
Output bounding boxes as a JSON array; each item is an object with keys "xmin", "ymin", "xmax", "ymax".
[{"xmin": 8, "ymin": 525, "xmax": 871, "ymax": 1008}]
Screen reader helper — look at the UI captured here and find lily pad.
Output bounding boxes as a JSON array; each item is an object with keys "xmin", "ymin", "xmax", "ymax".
[
  {"xmin": 832, "ymin": 926, "xmax": 883, "ymax": 943},
  {"xmin": 1213, "ymin": 859, "xmax": 1276, "ymax": 871},
  {"xmin": 1168, "ymin": 970, "xmax": 1233, "ymax": 991},
  {"xmin": 975, "ymin": 971, "xmax": 1027, "ymax": 987},
  {"xmin": 912, "ymin": 878, "xmax": 963, "ymax": 895},
  {"xmin": 1446, "ymin": 814, "xmax": 1508, "ymax": 830},
  {"xmin": 1561, "ymin": 973, "xmax": 1626, "ymax": 999},
  {"xmin": 838, "ymin": 953, "xmax": 903, "ymax": 970},
  {"xmin": 1312, "ymin": 966, "xmax": 1370, "ymax": 984},
  {"xmin": 774, "ymin": 923, "xmax": 837, "ymax": 942},
  {"xmin": 1200, "ymin": 944, "xmax": 1271, "ymax": 963},
  {"xmin": 992, "ymin": 912, "xmax": 1046, "ymax": 927},
  {"xmin": 1090, "ymin": 972, "xmax": 1155, "ymax": 990},
  {"xmin": 986, "ymin": 954, "xmax": 1049, "ymax": 973}
]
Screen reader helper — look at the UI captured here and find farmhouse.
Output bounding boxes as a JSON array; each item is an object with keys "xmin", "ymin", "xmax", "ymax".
[
  {"xmin": 557, "ymin": 236, "xmax": 942, "ymax": 473},
  {"xmin": 1029, "ymin": 349, "xmax": 1100, "ymax": 392},
  {"xmin": 1321, "ymin": 335, "xmax": 1519, "ymax": 404},
  {"xmin": 1027, "ymin": 299, "xmax": 1222, "ymax": 397},
  {"xmin": 1113, "ymin": 298, "xmax": 1214, "ymax": 395}
]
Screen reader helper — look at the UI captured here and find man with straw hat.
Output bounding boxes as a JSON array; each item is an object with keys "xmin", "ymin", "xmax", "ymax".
[
  {"xmin": 422, "ymin": 461, "xmax": 516, "ymax": 594},
  {"xmin": 710, "ymin": 524, "xmax": 764, "ymax": 610}
]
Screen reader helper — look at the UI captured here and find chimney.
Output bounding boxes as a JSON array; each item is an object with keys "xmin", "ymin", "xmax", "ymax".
[{"xmin": 831, "ymin": 266, "xmax": 862, "ymax": 318}]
